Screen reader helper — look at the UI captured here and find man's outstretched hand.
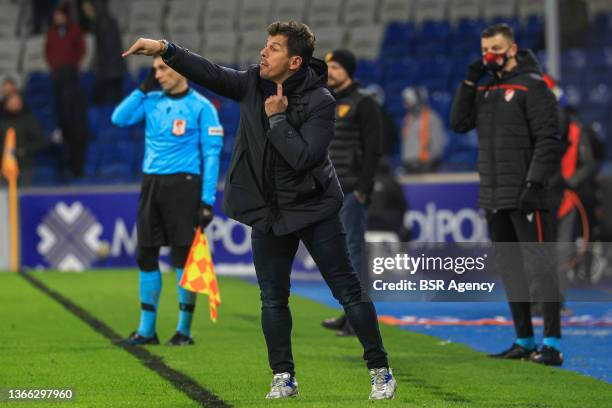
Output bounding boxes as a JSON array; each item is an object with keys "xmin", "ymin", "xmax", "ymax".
[{"xmin": 122, "ymin": 38, "xmax": 165, "ymax": 57}]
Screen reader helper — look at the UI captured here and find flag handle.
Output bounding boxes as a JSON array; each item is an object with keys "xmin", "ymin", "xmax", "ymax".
[{"xmin": 8, "ymin": 176, "xmax": 19, "ymax": 272}]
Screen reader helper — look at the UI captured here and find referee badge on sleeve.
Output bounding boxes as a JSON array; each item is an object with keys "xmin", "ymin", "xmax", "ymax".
[
  {"xmin": 209, "ymin": 126, "xmax": 224, "ymax": 137},
  {"xmin": 172, "ymin": 119, "xmax": 186, "ymax": 136}
]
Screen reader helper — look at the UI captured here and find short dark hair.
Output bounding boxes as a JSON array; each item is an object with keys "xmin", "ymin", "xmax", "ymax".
[
  {"xmin": 481, "ymin": 23, "xmax": 515, "ymax": 42},
  {"xmin": 266, "ymin": 21, "xmax": 315, "ymax": 65}
]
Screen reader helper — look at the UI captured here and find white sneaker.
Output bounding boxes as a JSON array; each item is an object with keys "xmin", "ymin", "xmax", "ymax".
[
  {"xmin": 369, "ymin": 367, "xmax": 397, "ymax": 400},
  {"xmin": 265, "ymin": 372, "xmax": 299, "ymax": 399}
]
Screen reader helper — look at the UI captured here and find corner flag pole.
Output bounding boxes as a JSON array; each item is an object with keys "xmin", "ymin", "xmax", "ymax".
[{"xmin": 2, "ymin": 127, "xmax": 20, "ymax": 272}]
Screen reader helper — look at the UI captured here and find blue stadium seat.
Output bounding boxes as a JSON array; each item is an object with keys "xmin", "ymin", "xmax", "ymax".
[
  {"xmin": 419, "ymin": 21, "xmax": 451, "ymax": 40},
  {"xmin": 33, "ymin": 164, "xmax": 62, "ymax": 186},
  {"xmin": 456, "ymin": 19, "xmax": 486, "ymax": 36},
  {"xmin": 429, "ymin": 91, "xmax": 453, "ymax": 126},
  {"xmin": 382, "ymin": 22, "xmax": 415, "ymax": 58},
  {"xmin": 382, "ymin": 59, "xmax": 419, "ymax": 83},
  {"xmin": 97, "ymin": 163, "xmax": 133, "ymax": 183},
  {"xmin": 79, "ymin": 71, "xmax": 96, "ymax": 100},
  {"xmin": 355, "ymin": 60, "xmax": 382, "ymax": 84}
]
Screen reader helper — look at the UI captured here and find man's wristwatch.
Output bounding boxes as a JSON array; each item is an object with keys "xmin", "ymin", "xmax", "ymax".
[{"xmin": 157, "ymin": 39, "xmax": 169, "ymax": 56}]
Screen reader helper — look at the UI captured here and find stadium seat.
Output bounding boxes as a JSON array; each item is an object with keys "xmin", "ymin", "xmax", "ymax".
[
  {"xmin": 587, "ymin": 0, "xmax": 612, "ymax": 20},
  {"xmin": 202, "ymin": 32, "xmax": 238, "ymax": 66},
  {"xmin": 0, "ymin": 38, "xmax": 21, "ymax": 75},
  {"xmin": 167, "ymin": 32, "xmax": 202, "ymax": 54},
  {"xmin": 563, "ymin": 83, "xmax": 583, "ymax": 107},
  {"xmin": 346, "ymin": 25, "xmax": 384, "ymax": 60},
  {"xmin": 379, "ymin": 0, "xmax": 415, "ymax": 23},
  {"xmin": 382, "ymin": 59, "xmax": 419, "ymax": 83},
  {"xmin": 518, "ymin": 0, "xmax": 544, "ymax": 23},
  {"xmin": 127, "ymin": 0, "xmax": 164, "ymax": 34},
  {"xmin": 202, "ymin": 0, "xmax": 239, "ymax": 33},
  {"xmin": 483, "ymin": 0, "xmax": 516, "ymax": 21},
  {"xmin": 413, "ymin": 0, "xmax": 448, "ymax": 25},
  {"xmin": 561, "ymin": 49, "xmax": 588, "ymax": 79},
  {"xmin": 311, "ymin": 27, "xmax": 346, "ymax": 58},
  {"xmin": 429, "ymin": 90, "xmax": 453, "ymax": 125},
  {"xmin": 0, "ymin": 3, "xmax": 19, "ymax": 38},
  {"xmin": 344, "ymin": 0, "xmax": 379, "ymax": 26},
  {"xmin": 380, "ymin": 22, "xmax": 415, "ymax": 58},
  {"xmin": 166, "ymin": 0, "xmax": 204, "ymax": 34},
  {"xmin": 270, "ymin": 0, "xmax": 307, "ymax": 22},
  {"xmin": 22, "ymin": 35, "xmax": 47, "ymax": 75},
  {"xmin": 237, "ymin": 30, "xmax": 266, "ymax": 68},
  {"xmin": 307, "ymin": 0, "xmax": 343, "ymax": 28},
  {"xmin": 587, "ymin": 82, "xmax": 612, "ymax": 106},
  {"xmin": 238, "ymin": 0, "xmax": 273, "ymax": 31},
  {"xmin": 419, "ymin": 20, "xmax": 451, "ymax": 39},
  {"xmin": 448, "ymin": 0, "xmax": 481, "ymax": 25},
  {"xmin": 355, "ymin": 60, "xmax": 382, "ymax": 84}
]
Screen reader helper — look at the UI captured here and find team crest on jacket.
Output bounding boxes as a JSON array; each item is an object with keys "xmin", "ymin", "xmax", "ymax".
[
  {"xmin": 172, "ymin": 119, "xmax": 186, "ymax": 136},
  {"xmin": 504, "ymin": 89, "xmax": 515, "ymax": 102},
  {"xmin": 337, "ymin": 104, "xmax": 351, "ymax": 118}
]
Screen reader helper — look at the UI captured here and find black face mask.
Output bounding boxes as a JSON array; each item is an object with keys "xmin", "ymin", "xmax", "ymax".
[{"xmin": 483, "ymin": 49, "xmax": 511, "ymax": 73}]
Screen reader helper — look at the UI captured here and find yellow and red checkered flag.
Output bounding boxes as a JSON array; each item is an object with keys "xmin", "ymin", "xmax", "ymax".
[{"xmin": 180, "ymin": 227, "xmax": 221, "ymax": 322}]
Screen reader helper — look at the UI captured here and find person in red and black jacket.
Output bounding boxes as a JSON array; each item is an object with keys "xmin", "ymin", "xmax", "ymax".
[
  {"xmin": 451, "ymin": 24, "xmax": 564, "ymax": 366},
  {"xmin": 44, "ymin": 4, "xmax": 89, "ymax": 179}
]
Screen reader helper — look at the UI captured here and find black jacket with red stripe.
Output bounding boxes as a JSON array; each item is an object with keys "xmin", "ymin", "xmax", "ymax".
[{"xmin": 450, "ymin": 49, "xmax": 562, "ymax": 211}]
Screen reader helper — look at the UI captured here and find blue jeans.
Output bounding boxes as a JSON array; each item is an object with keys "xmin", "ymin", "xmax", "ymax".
[{"xmin": 339, "ymin": 192, "xmax": 368, "ymax": 280}]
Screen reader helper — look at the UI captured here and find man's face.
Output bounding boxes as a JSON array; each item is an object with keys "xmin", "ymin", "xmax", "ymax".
[
  {"xmin": 1, "ymin": 80, "xmax": 17, "ymax": 97},
  {"xmin": 259, "ymin": 35, "xmax": 301, "ymax": 82},
  {"xmin": 153, "ymin": 57, "xmax": 185, "ymax": 93},
  {"xmin": 53, "ymin": 10, "xmax": 67, "ymax": 26},
  {"xmin": 4, "ymin": 93, "xmax": 23, "ymax": 114},
  {"xmin": 481, "ymin": 34, "xmax": 517, "ymax": 59},
  {"xmin": 326, "ymin": 61, "xmax": 349, "ymax": 90}
]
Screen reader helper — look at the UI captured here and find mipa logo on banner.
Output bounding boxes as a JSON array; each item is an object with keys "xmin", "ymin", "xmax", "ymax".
[{"xmin": 36, "ymin": 202, "xmax": 107, "ymax": 271}]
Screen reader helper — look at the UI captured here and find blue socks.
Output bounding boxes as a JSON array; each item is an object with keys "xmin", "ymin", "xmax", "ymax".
[
  {"xmin": 137, "ymin": 270, "xmax": 162, "ymax": 337},
  {"xmin": 543, "ymin": 337, "xmax": 561, "ymax": 352},
  {"xmin": 515, "ymin": 336, "xmax": 536, "ymax": 351},
  {"xmin": 176, "ymin": 268, "xmax": 197, "ymax": 336},
  {"xmin": 515, "ymin": 337, "xmax": 561, "ymax": 352}
]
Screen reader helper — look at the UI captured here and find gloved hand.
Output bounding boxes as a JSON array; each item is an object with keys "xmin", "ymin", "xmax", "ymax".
[
  {"xmin": 466, "ymin": 58, "xmax": 486, "ymax": 85},
  {"xmin": 195, "ymin": 202, "xmax": 214, "ymax": 230},
  {"xmin": 518, "ymin": 182, "xmax": 545, "ymax": 213},
  {"xmin": 139, "ymin": 68, "xmax": 159, "ymax": 93}
]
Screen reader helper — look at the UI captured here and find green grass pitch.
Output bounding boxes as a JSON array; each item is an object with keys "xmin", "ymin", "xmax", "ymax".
[{"xmin": 1, "ymin": 270, "xmax": 611, "ymax": 407}]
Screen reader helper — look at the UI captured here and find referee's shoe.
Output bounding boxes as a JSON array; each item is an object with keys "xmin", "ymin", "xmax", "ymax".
[
  {"xmin": 122, "ymin": 331, "xmax": 160, "ymax": 346},
  {"xmin": 488, "ymin": 343, "xmax": 535, "ymax": 360},
  {"xmin": 166, "ymin": 331, "xmax": 195, "ymax": 346}
]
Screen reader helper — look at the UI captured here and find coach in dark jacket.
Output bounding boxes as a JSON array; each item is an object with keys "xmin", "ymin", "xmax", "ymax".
[
  {"xmin": 121, "ymin": 21, "xmax": 395, "ymax": 400},
  {"xmin": 451, "ymin": 24, "xmax": 563, "ymax": 366}
]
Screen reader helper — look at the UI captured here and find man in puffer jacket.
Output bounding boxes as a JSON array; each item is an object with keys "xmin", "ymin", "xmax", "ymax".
[{"xmin": 451, "ymin": 23, "xmax": 563, "ymax": 366}]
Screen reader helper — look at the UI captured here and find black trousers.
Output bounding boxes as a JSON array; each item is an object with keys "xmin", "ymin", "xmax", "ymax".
[
  {"xmin": 53, "ymin": 65, "xmax": 89, "ymax": 178},
  {"xmin": 487, "ymin": 209, "xmax": 561, "ymax": 339},
  {"xmin": 251, "ymin": 215, "xmax": 388, "ymax": 376}
]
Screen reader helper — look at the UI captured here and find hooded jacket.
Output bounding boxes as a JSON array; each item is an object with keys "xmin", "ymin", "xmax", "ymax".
[
  {"xmin": 450, "ymin": 49, "xmax": 562, "ymax": 211},
  {"xmin": 163, "ymin": 45, "xmax": 343, "ymax": 235}
]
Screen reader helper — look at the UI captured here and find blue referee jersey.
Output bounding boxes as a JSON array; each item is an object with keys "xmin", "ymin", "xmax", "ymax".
[{"xmin": 111, "ymin": 88, "xmax": 223, "ymax": 205}]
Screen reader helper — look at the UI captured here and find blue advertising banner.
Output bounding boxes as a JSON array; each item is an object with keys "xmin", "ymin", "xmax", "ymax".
[{"xmin": 19, "ymin": 177, "xmax": 486, "ymax": 273}]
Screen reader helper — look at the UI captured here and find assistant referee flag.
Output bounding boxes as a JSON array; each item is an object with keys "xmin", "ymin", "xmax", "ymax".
[{"xmin": 180, "ymin": 227, "xmax": 221, "ymax": 322}]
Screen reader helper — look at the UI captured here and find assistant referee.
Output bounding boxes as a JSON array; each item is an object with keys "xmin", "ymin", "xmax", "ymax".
[{"xmin": 112, "ymin": 56, "xmax": 223, "ymax": 346}]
